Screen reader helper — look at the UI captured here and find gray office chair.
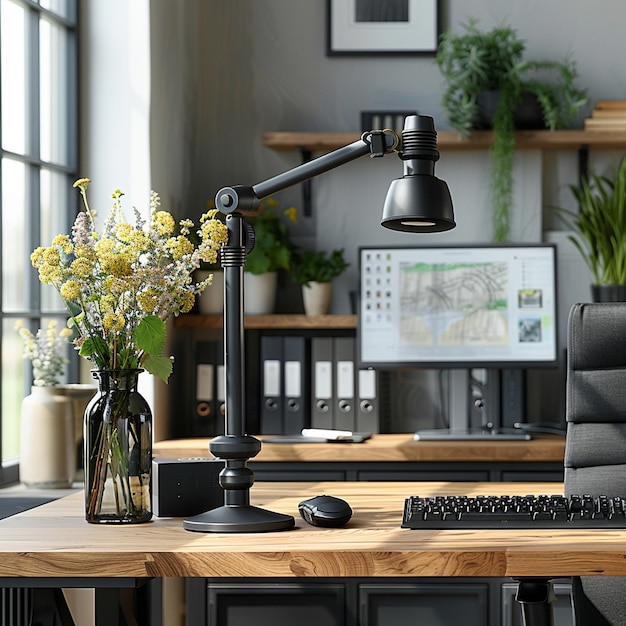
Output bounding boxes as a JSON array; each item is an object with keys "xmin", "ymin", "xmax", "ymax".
[{"xmin": 565, "ymin": 302, "xmax": 626, "ymax": 626}]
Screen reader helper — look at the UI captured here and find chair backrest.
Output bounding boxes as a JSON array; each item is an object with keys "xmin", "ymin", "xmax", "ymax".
[
  {"xmin": 565, "ymin": 302, "xmax": 626, "ymax": 626},
  {"xmin": 565, "ymin": 302, "xmax": 626, "ymax": 498}
]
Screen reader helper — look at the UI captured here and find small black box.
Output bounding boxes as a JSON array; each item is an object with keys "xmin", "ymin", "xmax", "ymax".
[{"xmin": 152, "ymin": 457, "xmax": 224, "ymax": 518}]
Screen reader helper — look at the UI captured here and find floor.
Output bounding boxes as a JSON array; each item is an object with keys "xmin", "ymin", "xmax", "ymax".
[{"xmin": 0, "ymin": 482, "xmax": 79, "ymax": 519}]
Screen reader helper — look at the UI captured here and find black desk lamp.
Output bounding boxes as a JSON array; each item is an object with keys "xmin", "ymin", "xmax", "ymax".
[{"xmin": 183, "ymin": 115, "xmax": 455, "ymax": 533}]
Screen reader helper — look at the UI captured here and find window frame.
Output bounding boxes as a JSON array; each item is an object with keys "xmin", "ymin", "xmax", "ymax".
[{"xmin": 0, "ymin": 0, "xmax": 79, "ymax": 485}]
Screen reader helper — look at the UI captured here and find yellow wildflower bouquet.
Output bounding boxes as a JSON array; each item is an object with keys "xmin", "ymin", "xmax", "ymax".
[{"xmin": 30, "ymin": 179, "xmax": 229, "ymax": 383}]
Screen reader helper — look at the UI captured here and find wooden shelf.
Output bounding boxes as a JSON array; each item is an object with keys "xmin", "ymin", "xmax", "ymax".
[
  {"xmin": 155, "ymin": 433, "xmax": 566, "ymax": 464},
  {"xmin": 263, "ymin": 129, "xmax": 626, "ymax": 152},
  {"xmin": 174, "ymin": 313, "xmax": 357, "ymax": 330}
]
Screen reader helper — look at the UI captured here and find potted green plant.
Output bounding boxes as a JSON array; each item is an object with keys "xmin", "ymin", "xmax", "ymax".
[
  {"xmin": 436, "ymin": 18, "xmax": 587, "ymax": 242},
  {"xmin": 244, "ymin": 198, "xmax": 297, "ymax": 314},
  {"xmin": 291, "ymin": 248, "xmax": 349, "ymax": 315},
  {"xmin": 554, "ymin": 158, "xmax": 626, "ymax": 301}
]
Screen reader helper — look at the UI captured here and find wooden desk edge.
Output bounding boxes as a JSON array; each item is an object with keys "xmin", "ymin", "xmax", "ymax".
[{"xmin": 3, "ymin": 482, "xmax": 626, "ymax": 579}]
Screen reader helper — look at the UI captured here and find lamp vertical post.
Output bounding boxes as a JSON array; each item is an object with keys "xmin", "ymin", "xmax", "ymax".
[{"xmin": 185, "ymin": 210, "xmax": 297, "ymax": 531}]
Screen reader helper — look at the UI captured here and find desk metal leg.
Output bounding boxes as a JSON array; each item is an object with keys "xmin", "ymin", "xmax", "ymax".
[{"xmin": 514, "ymin": 578, "xmax": 556, "ymax": 626}]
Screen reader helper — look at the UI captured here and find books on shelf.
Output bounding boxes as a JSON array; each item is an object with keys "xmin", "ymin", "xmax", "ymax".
[
  {"xmin": 591, "ymin": 109, "xmax": 626, "ymax": 118},
  {"xmin": 595, "ymin": 99, "xmax": 626, "ymax": 110},
  {"xmin": 584, "ymin": 118, "xmax": 626, "ymax": 130},
  {"xmin": 584, "ymin": 99, "xmax": 626, "ymax": 130}
]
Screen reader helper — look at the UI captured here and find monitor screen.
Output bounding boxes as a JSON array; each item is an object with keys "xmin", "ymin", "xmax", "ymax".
[{"xmin": 358, "ymin": 244, "xmax": 558, "ymax": 369}]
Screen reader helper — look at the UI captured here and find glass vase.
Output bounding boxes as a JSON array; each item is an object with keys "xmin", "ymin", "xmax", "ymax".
[{"xmin": 84, "ymin": 369, "xmax": 152, "ymax": 523}]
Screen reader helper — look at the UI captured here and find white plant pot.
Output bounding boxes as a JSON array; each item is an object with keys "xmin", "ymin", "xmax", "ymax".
[
  {"xmin": 244, "ymin": 271, "xmax": 277, "ymax": 314},
  {"xmin": 196, "ymin": 270, "xmax": 225, "ymax": 314},
  {"xmin": 20, "ymin": 386, "xmax": 77, "ymax": 488},
  {"xmin": 302, "ymin": 281, "xmax": 332, "ymax": 315}
]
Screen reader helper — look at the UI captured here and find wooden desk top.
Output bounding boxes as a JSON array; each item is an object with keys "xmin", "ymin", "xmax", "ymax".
[
  {"xmin": 154, "ymin": 433, "xmax": 565, "ymax": 463},
  {"xmin": 1, "ymin": 480, "xmax": 626, "ymax": 580}
]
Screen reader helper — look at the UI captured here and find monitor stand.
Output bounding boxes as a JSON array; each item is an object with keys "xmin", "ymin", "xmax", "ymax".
[{"xmin": 413, "ymin": 369, "xmax": 532, "ymax": 441}]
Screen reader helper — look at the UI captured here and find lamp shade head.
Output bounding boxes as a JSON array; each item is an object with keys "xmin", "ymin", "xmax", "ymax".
[
  {"xmin": 381, "ymin": 174, "xmax": 455, "ymax": 233},
  {"xmin": 380, "ymin": 114, "xmax": 455, "ymax": 233}
]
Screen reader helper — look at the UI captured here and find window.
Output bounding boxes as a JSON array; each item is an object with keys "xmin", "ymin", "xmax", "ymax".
[{"xmin": 0, "ymin": 0, "xmax": 78, "ymax": 484}]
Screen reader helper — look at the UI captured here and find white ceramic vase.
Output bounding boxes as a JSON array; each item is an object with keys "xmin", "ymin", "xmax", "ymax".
[
  {"xmin": 302, "ymin": 281, "xmax": 332, "ymax": 315},
  {"xmin": 195, "ymin": 269, "xmax": 225, "ymax": 314},
  {"xmin": 63, "ymin": 383, "xmax": 98, "ymax": 480},
  {"xmin": 244, "ymin": 271, "xmax": 277, "ymax": 314},
  {"xmin": 20, "ymin": 386, "xmax": 77, "ymax": 488}
]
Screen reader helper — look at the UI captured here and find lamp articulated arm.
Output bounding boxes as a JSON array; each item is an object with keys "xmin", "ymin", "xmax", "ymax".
[
  {"xmin": 214, "ymin": 128, "xmax": 400, "ymax": 218},
  {"xmin": 215, "ymin": 114, "xmax": 454, "ymax": 233}
]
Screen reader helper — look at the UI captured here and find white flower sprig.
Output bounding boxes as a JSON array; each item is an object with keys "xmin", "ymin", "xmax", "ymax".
[{"xmin": 16, "ymin": 320, "xmax": 73, "ymax": 386}]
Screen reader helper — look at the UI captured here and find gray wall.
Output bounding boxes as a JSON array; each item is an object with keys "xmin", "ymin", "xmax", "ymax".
[{"xmin": 149, "ymin": 0, "xmax": 626, "ymax": 426}]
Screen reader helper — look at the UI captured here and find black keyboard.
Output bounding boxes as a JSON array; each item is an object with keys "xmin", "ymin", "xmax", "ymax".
[{"xmin": 402, "ymin": 494, "xmax": 626, "ymax": 529}]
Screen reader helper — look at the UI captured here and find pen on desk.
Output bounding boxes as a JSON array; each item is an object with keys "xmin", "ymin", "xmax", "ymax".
[{"xmin": 301, "ymin": 428, "xmax": 353, "ymax": 440}]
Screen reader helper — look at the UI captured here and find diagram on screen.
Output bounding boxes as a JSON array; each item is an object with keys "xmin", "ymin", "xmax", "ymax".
[{"xmin": 398, "ymin": 261, "xmax": 509, "ymax": 346}]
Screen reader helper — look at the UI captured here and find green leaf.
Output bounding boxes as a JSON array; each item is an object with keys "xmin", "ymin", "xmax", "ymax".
[
  {"xmin": 142, "ymin": 353, "xmax": 173, "ymax": 383},
  {"xmin": 244, "ymin": 205, "xmax": 295, "ymax": 274},
  {"xmin": 291, "ymin": 248, "xmax": 349, "ymax": 285},
  {"xmin": 115, "ymin": 347, "xmax": 140, "ymax": 371},
  {"xmin": 553, "ymin": 158, "xmax": 626, "ymax": 285},
  {"xmin": 67, "ymin": 312, "xmax": 83, "ymax": 328},
  {"xmin": 79, "ymin": 335, "xmax": 109, "ymax": 362},
  {"xmin": 134, "ymin": 315, "xmax": 167, "ymax": 356},
  {"xmin": 245, "ymin": 247, "xmax": 272, "ymax": 274}
]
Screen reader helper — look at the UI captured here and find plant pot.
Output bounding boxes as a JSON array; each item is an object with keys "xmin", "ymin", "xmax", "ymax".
[
  {"xmin": 244, "ymin": 271, "xmax": 277, "ymax": 314},
  {"xmin": 475, "ymin": 90, "xmax": 547, "ymax": 130},
  {"xmin": 302, "ymin": 281, "xmax": 332, "ymax": 315},
  {"xmin": 591, "ymin": 284, "xmax": 626, "ymax": 302},
  {"xmin": 20, "ymin": 386, "xmax": 76, "ymax": 488},
  {"xmin": 196, "ymin": 269, "xmax": 224, "ymax": 314}
]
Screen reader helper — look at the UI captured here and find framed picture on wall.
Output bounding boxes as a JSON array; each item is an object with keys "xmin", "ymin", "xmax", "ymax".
[{"xmin": 327, "ymin": 0, "xmax": 440, "ymax": 56}]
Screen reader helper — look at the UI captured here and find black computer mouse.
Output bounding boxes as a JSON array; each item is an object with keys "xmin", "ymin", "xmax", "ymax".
[{"xmin": 298, "ymin": 495, "xmax": 353, "ymax": 528}]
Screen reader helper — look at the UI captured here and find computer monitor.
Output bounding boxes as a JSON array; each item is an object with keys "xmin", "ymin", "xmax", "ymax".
[{"xmin": 357, "ymin": 244, "xmax": 559, "ymax": 439}]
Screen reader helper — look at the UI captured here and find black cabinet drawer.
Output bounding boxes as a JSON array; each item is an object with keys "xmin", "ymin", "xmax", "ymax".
[
  {"xmin": 359, "ymin": 582, "xmax": 489, "ymax": 626},
  {"xmin": 206, "ymin": 582, "xmax": 346, "ymax": 626}
]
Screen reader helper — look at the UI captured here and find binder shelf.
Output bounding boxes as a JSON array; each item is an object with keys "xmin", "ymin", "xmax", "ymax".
[{"xmin": 174, "ymin": 314, "xmax": 357, "ymax": 330}]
